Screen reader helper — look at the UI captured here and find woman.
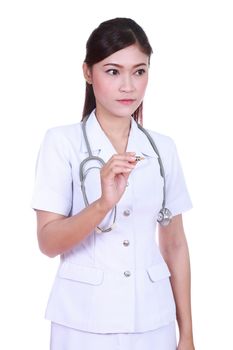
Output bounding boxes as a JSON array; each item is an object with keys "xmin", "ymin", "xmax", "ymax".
[{"xmin": 32, "ymin": 17, "xmax": 195, "ymax": 350}]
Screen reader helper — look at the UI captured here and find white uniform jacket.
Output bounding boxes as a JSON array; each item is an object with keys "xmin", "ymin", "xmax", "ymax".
[{"xmin": 32, "ymin": 110, "xmax": 192, "ymax": 333}]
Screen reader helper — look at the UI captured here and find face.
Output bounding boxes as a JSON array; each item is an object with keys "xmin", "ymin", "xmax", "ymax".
[{"xmin": 83, "ymin": 44, "xmax": 149, "ymax": 120}]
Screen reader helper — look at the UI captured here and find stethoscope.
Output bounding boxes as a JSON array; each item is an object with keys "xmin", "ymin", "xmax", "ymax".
[{"xmin": 79, "ymin": 115, "xmax": 172, "ymax": 233}]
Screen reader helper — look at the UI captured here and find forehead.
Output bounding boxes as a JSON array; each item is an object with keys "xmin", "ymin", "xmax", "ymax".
[{"xmin": 99, "ymin": 44, "xmax": 149, "ymax": 66}]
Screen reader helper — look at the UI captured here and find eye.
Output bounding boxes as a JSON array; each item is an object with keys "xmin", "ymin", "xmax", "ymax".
[
  {"xmin": 135, "ymin": 68, "xmax": 146, "ymax": 76},
  {"xmin": 106, "ymin": 69, "xmax": 119, "ymax": 76}
]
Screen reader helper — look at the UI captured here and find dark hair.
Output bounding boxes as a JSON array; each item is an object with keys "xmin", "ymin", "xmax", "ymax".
[{"xmin": 82, "ymin": 17, "xmax": 153, "ymax": 124}]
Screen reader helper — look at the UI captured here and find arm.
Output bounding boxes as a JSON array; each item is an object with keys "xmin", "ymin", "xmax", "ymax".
[
  {"xmin": 36, "ymin": 200, "xmax": 110, "ymax": 258},
  {"xmin": 36, "ymin": 153, "xmax": 136, "ymax": 258},
  {"xmin": 159, "ymin": 214, "xmax": 195, "ymax": 350}
]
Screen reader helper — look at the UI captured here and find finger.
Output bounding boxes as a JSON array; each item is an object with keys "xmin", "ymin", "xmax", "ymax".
[
  {"xmin": 106, "ymin": 158, "xmax": 135, "ymax": 171},
  {"xmin": 101, "ymin": 164, "xmax": 135, "ymax": 177},
  {"xmin": 107, "ymin": 158, "xmax": 136, "ymax": 168},
  {"xmin": 112, "ymin": 153, "xmax": 145, "ymax": 164},
  {"xmin": 109, "ymin": 153, "xmax": 136, "ymax": 163},
  {"xmin": 106, "ymin": 164, "xmax": 135, "ymax": 175}
]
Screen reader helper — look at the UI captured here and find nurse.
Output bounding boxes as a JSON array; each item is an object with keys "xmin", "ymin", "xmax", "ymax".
[{"xmin": 32, "ymin": 17, "xmax": 195, "ymax": 350}]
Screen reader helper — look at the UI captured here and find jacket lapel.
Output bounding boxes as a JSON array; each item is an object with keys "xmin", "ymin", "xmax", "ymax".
[
  {"xmin": 126, "ymin": 118, "xmax": 159, "ymax": 172},
  {"xmin": 80, "ymin": 110, "xmax": 158, "ymax": 164},
  {"xmin": 80, "ymin": 110, "xmax": 116, "ymax": 162}
]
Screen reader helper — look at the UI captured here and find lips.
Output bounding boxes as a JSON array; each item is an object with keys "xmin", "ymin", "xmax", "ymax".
[{"xmin": 116, "ymin": 99, "xmax": 136, "ymax": 105}]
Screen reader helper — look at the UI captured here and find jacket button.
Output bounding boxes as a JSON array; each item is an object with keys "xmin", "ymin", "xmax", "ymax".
[
  {"xmin": 123, "ymin": 209, "xmax": 131, "ymax": 216},
  {"xmin": 123, "ymin": 240, "xmax": 130, "ymax": 247},
  {"xmin": 124, "ymin": 270, "xmax": 131, "ymax": 277}
]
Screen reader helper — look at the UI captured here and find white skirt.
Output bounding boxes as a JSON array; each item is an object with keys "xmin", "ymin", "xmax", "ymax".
[{"xmin": 50, "ymin": 322, "xmax": 177, "ymax": 350}]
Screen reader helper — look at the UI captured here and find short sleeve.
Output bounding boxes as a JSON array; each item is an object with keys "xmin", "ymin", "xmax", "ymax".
[
  {"xmin": 31, "ymin": 128, "xmax": 73, "ymax": 216},
  {"xmin": 164, "ymin": 138, "xmax": 192, "ymax": 216}
]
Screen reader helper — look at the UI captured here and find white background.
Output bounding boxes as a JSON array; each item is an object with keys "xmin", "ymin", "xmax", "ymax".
[{"xmin": 0, "ymin": 0, "xmax": 232, "ymax": 349}]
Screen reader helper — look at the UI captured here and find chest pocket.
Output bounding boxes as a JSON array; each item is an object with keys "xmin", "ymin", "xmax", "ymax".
[
  {"xmin": 59, "ymin": 261, "xmax": 104, "ymax": 286},
  {"xmin": 147, "ymin": 262, "xmax": 171, "ymax": 282}
]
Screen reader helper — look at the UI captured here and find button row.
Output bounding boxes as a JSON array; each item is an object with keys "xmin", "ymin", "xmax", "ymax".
[
  {"xmin": 123, "ymin": 240, "xmax": 130, "ymax": 247},
  {"xmin": 124, "ymin": 270, "xmax": 131, "ymax": 277},
  {"xmin": 123, "ymin": 209, "xmax": 131, "ymax": 216},
  {"xmin": 122, "ymin": 208, "xmax": 130, "ymax": 278}
]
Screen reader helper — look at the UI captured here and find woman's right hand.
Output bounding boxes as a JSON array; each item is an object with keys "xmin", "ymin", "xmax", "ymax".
[{"xmin": 98, "ymin": 152, "xmax": 137, "ymax": 211}]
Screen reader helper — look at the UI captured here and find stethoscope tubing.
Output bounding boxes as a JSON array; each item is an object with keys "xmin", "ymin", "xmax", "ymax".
[{"xmin": 80, "ymin": 114, "xmax": 172, "ymax": 229}]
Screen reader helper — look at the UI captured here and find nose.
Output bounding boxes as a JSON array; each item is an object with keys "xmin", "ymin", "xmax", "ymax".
[{"xmin": 119, "ymin": 74, "xmax": 135, "ymax": 93}]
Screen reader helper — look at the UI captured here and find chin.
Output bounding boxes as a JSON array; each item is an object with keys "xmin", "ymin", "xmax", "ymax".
[
  {"xmin": 115, "ymin": 112, "xmax": 134, "ymax": 119},
  {"xmin": 114, "ymin": 106, "xmax": 138, "ymax": 118},
  {"xmin": 97, "ymin": 104, "xmax": 137, "ymax": 119}
]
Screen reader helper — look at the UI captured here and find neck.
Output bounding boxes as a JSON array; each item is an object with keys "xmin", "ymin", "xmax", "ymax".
[
  {"xmin": 94, "ymin": 109, "xmax": 132, "ymax": 154},
  {"xmin": 95, "ymin": 109, "xmax": 131, "ymax": 140}
]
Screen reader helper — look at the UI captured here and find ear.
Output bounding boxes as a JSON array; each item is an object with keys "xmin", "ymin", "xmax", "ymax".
[{"xmin": 82, "ymin": 63, "xmax": 92, "ymax": 84}]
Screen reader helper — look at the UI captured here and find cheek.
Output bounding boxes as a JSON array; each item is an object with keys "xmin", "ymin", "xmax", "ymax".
[
  {"xmin": 138, "ymin": 78, "xmax": 148, "ymax": 96},
  {"xmin": 92, "ymin": 77, "xmax": 111, "ymax": 100}
]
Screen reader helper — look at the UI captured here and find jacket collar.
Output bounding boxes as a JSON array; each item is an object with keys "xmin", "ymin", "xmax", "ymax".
[{"xmin": 80, "ymin": 110, "xmax": 157, "ymax": 162}]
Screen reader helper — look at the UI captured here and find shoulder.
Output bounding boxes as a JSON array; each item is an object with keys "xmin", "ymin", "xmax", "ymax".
[
  {"xmin": 140, "ymin": 126, "xmax": 181, "ymax": 176},
  {"xmin": 44, "ymin": 122, "xmax": 82, "ymax": 142},
  {"xmin": 38, "ymin": 122, "xmax": 83, "ymax": 159},
  {"xmin": 41, "ymin": 122, "xmax": 83, "ymax": 150},
  {"xmin": 144, "ymin": 127, "xmax": 177, "ymax": 157}
]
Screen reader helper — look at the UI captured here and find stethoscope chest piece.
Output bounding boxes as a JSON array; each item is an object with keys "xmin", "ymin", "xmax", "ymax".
[{"xmin": 157, "ymin": 208, "xmax": 172, "ymax": 226}]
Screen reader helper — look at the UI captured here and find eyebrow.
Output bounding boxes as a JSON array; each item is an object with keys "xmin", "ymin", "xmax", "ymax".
[{"xmin": 103, "ymin": 63, "xmax": 147, "ymax": 68}]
